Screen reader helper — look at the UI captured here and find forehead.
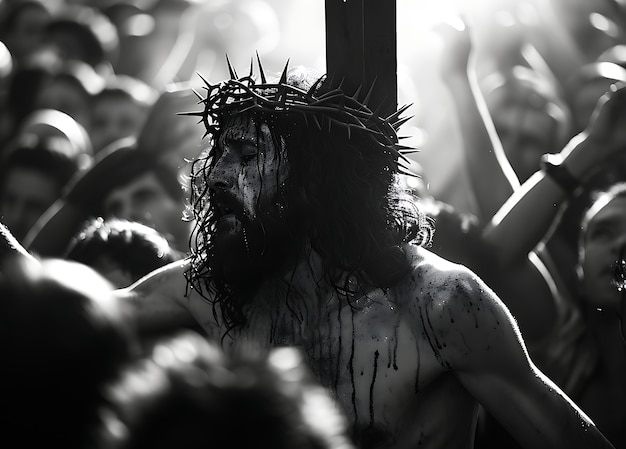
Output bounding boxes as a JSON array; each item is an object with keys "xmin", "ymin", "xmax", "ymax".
[{"xmin": 220, "ymin": 113, "xmax": 263, "ymax": 141}]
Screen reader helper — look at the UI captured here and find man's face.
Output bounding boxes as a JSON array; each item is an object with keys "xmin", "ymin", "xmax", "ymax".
[
  {"xmin": 91, "ymin": 96, "xmax": 147, "ymax": 154},
  {"xmin": 579, "ymin": 195, "xmax": 626, "ymax": 312},
  {"xmin": 488, "ymin": 87, "xmax": 562, "ymax": 182},
  {"xmin": 0, "ymin": 168, "xmax": 60, "ymax": 241},
  {"xmin": 102, "ymin": 172, "xmax": 188, "ymax": 251},
  {"xmin": 36, "ymin": 79, "xmax": 92, "ymax": 131},
  {"xmin": 206, "ymin": 114, "xmax": 290, "ymax": 280}
]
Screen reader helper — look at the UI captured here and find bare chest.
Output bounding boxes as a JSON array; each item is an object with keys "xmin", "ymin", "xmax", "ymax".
[{"xmin": 221, "ymin": 287, "xmax": 470, "ymax": 447}]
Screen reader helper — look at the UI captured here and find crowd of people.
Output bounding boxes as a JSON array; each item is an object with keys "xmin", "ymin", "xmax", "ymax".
[{"xmin": 1, "ymin": 0, "xmax": 625, "ymax": 448}]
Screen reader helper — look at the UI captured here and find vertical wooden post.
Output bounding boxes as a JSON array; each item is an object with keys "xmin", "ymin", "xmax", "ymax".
[{"xmin": 325, "ymin": 0, "xmax": 397, "ymax": 117}]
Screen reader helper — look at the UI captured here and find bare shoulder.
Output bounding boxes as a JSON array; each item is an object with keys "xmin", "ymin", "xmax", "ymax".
[
  {"xmin": 115, "ymin": 258, "xmax": 199, "ymax": 333},
  {"xmin": 397, "ymin": 245, "xmax": 527, "ymax": 371},
  {"xmin": 399, "ymin": 244, "xmax": 494, "ymax": 308},
  {"xmin": 126, "ymin": 258, "xmax": 191, "ymax": 297}
]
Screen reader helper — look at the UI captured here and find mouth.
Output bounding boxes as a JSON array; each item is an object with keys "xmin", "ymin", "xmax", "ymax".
[
  {"xmin": 612, "ymin": 254, "xmax": 626, "ymax": 291},
  {"xmin": 212, "ymin": 192, "xmax": 240, "ymax": 219},
  {"xmin": 216, "ymin": 203, "xmax": 235, "ymax": 217}
]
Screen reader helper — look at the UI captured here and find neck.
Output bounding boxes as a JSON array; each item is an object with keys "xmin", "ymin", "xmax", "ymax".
[{"xmin": 252, "ymin": 247, "xmax": 357, "ymax": 324}]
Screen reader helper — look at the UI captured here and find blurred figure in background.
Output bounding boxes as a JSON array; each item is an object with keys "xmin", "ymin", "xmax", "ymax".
[
  {"xmin": 568, "ymin": 182, "xmax": 626, "ymax": 448},
  {"xmin": 34, "ymin": 59, "xmax": 104, "ymax": 135},
  {"xmin": 25, "ymin": 137, "xmax": 191, "ymax": 257},
  {"xmin": 41, "ymin": 2, "xmax": 119, "ymax": 77},
  {"xmin": 0, "ymin": 0, "xmax": 52, "ymax": 68},
  {"xmin": 0, "ymin": 125, "xmax": 91, "ymax": 242},
  {"xmin": 65, "ymin": 217, "xmax": 182, "ymax": 288},
  {"xmin": 17, "ymin": 107, "xmax": 92, "ymax": 158},
  {"xmin": 136, "ymin": 82, "xmax": 206, "ymax": 179},
  {"xmin": 481, "ymin": 65, "xmax": 573, "ymax": 184},
  {"xmin": 90, "ymin": 73, "xmax": 158, "ymax": 154},
  {"xmin": 3, "ymin": 51, "xmax": 61, "ymax": 144},
  {"xmin": 563, "ymin": 61, "xmax": 626, "ymax": 135},
  {"xmin": 97, "ymin": 331, "xmax": 356, "ymax": 449},
  {"xmin": 0, "ymin": 252, "xmax": 139, "ymax": 448}
]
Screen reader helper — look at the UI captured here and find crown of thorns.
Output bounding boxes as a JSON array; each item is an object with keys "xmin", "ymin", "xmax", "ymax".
[{"xmin": 182, "ymin": 56, "xmax": 417, "ymax": 175}]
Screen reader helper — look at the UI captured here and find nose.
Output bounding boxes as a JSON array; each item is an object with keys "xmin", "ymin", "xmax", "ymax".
[{"xmin": 206, "ymin": 153, "xmax": 232, "ymax": 191}]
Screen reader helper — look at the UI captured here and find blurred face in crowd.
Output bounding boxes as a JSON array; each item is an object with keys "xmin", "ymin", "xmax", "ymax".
[
  {"xmin": 101, "ymin": 172, "xmax": 188, "ymax": 250},
  {"xmin": 0, "ymin": 168, "xmax": 60, "ymax": 241},
  {"xmin": 579, "ymin": 192, "xmax": 626, "ymax": 312},
  {"xmin": 487, "ymin": 84, "xmax": 566, "ymax": 182},
  {"xmin": 91, "ymin": 95, "xmax": 148, "ymax": 154},
  {"xmin": 35, "ymin": 78, "xmax": 92, "ymax": 132},
  {"xmin": 4, "ymin": 3, "xmax": 51, "ymax": 62}
]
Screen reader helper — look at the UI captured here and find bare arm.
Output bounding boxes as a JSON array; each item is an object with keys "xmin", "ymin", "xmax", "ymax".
[
  {"xmin": 428, "ymin": 267, "xmax": 614, "ymax": 448},
  {"xmin": 484, "ymin": 84, "xmax": 626, "ymax": 265},
  {"xmin": 437, "ymin": 18, "xmax": 520, "ymax": 222}
]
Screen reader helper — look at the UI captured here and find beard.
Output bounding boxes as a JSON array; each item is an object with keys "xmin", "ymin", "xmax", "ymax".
[{"xmin": 209, "ymin": 204, "xmax": 299, "ymax": 298}]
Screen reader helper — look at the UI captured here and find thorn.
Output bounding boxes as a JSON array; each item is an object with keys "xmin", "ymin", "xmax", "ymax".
[
  {"xmin": 306, "ymin": 75, "xmax": 326, "ymax": 97},
  {"xmin": 248, "ymin": 57, "xmax": 254, "ymax": 78},
  {"xmin": 363, "ymin": 78, "xmax": 377, "ymax": 106},
  {"xmin": 191, "ymin": 88, "xmax": 203, "ymax": 101},
  {"xmin": 279, "ymin": 59, "xmax": 290, "ymax": 84},
  {"xmin": 196, "ymin": 72, "xmax": 211, "ymax": 88},
  {"xmin": 256, "ymin": 52, "xmax": 267, "ymax": 83},
  {"xmin": 393, "ymin": 116, "xmax": 412, "ymax": 129},
  {"xmin": 387, "ymin": 104, "xmax": 411, "ymax": 122},
  {"xmin": 226, "ymin": 54, "xmax": 238, "ymax": 79},
  {"xmin": 178, "ymin": 110, "xmax": 203, "ymax": 117}
]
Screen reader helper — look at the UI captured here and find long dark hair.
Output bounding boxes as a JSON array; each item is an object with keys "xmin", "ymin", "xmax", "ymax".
[{"xmin": 184, "ymin": 61, "xmax": 432, "ymax": 332}]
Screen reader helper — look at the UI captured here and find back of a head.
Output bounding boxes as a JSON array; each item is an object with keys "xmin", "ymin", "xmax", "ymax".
[
  {"xmin": 98, "ymin": 331, "xmax": 355, "ymax": 449},
  {"xmin": 0, "ymin": 131, "xmax": 89, "ymax": 188},
  {"xmin": 0, "ymin": 254, "xmax": 137, "ymax": 448},
  {"xmin": 64, "ymin": 137, "xmax": 184, "ymax": 216},
  {"xmin": 20, "ymin": 108, "xmax": 93, "ymax": 158},
  {"xmin": 65, "ymin": 217, "xmax": 181, "ymax": 285},
  {"xmin": 44, "ymin": 3, "xmax": 120, "ymax": 71},
  {"xmin": 95, "ymin": 73, "xmax": 158, "ymax": 108}
]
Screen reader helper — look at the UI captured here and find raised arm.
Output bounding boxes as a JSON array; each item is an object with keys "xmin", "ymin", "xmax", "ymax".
[
  {"xmin": 484, "ymin": 83, "xmax": 626, "ymax": 265},
  {"xmin": 437, "ymin": 18, "xmax": 520, "ymax": 221},
  {"xmin": 426, "ymin": 266, "xmax": 615, "ymax": 448}
]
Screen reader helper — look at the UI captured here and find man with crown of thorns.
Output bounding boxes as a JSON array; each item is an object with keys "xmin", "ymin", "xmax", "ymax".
[{"xmin": 117, "ymin": 58, "xmax": 615, "ymax": 449}]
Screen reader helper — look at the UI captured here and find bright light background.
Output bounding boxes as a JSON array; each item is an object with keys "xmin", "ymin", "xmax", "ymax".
[{"xmin": 167, "ymin": 0, "xmax": 619, "ymax": 213}]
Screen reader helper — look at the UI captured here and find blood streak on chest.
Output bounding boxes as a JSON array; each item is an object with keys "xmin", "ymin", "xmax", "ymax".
[{"xmin": 302, "ymin": 289, "xmax": 420, "ymax": 428}]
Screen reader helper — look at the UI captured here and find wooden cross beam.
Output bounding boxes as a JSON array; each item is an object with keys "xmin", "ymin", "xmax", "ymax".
[{"xmin": 325, "ymin": 0, "xmax": 397, "ymax": 117}]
